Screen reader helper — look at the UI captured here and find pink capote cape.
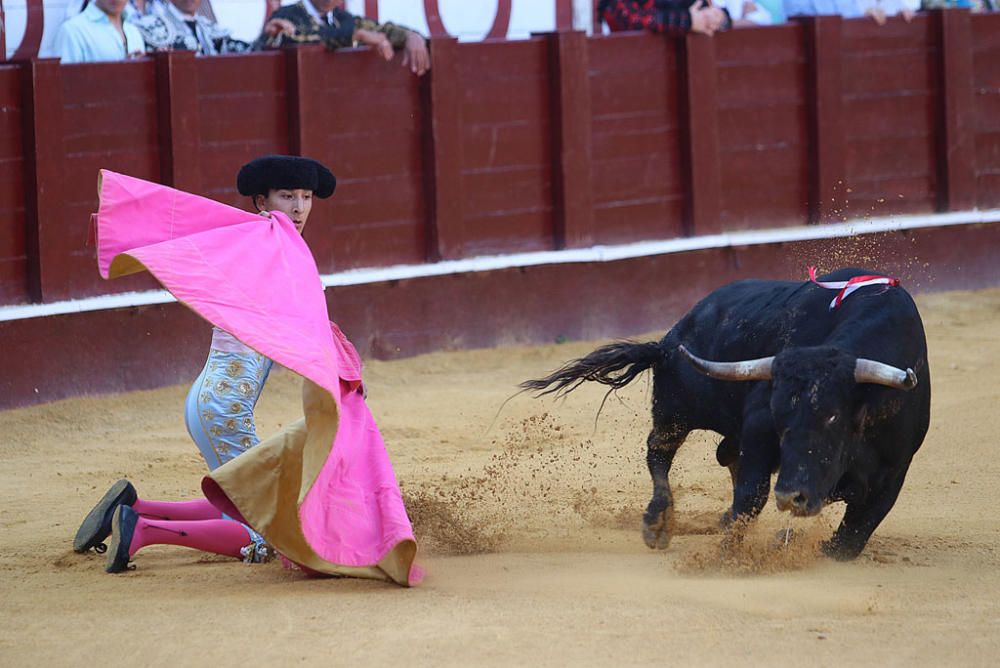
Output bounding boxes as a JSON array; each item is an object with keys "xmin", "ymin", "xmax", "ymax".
[{"xmin": 94, "ymin": 170, "xmax": 420, "ymax": 586}]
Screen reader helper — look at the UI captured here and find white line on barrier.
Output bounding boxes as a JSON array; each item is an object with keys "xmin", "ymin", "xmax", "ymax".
[{"xmin": 3, "ymin": 209, "xmax": 999, "ymax": 322}]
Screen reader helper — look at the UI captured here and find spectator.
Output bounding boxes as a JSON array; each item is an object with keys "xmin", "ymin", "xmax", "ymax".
[
  {"xmin": 64, "ymin": 0, "xmax": 219, "ymax": 21},
  {"xmin": 257, "ymin": 0, "xmax": 431, "ymax": 76},
  {"xmin": 597, "ymin": 0, "xmax": 731, "ymax": 37},
  {"xmin": 784, "ymin": 0, "xmax": 924, "ymax": 21},
  {"xmin": 64, "ymin": 0, "xmax": 144, "ymax": 21},
  {"xmin": 55, "ymin": 0, "xmax": 146, "ymax": 63},
  {"xmin": 722, "ymin": 0, "xmax": 782, "ymax": 24},
  {"xmin": 921, "ymin": 0, "xmax": 994, "ymax": 10},
  {"xmin": 132, "ymin": 0, "xmax": 252, "ymax": 55},
  {"xmin": 856, "ymin": 0, "xmax": 919, "ymax": 23}
]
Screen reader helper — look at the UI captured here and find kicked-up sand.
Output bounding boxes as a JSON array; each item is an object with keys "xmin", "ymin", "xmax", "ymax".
[{"xmin": 1, "ymin": 288, "xmax": 999, "ymax": 666}]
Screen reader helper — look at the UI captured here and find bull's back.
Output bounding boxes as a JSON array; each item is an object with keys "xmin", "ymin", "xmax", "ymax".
[{"xmin": 664, "ymin": 278, "xmax": 825, "ymax": 360}]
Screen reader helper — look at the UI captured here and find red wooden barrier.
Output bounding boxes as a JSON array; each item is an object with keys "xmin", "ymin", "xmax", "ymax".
[
  {"xmin": 457, "ymin": 38, "xmax": 555, "ymax": 256},
  {"xmin": 972, "ymin": 13, "xmax": 1000, "ymax": 210},
  {"xmin": 424, "ymin": 37, "xmax": 464, "ymax": 261},
  {"xmin": 937, "ymin": 9, "xmax": 976, "ymax": 212},
  {"xmin": 0, "ymin": 64, "xmax": 25, "ymax": 304},
  {"xmin": 802, "ymin": 15, "xmax": 846, "ymax": 224},
  {"xmin": 587, "ymin": 33, "xmax": 685, "ymax": 244},
  {"xmin": 294, "ymin": 45, "xmax": 427, "ymax": 272},
  {"xmin": 547, "ymin": 30, "xmax": 595, "ymax": 249},
  {"xmin": 840, "ymin": 15, "xmax": 940, "ymax": 218},
  {"xmin": 195, "ymin": 52, "xmax": 289, "ymax": 206},
  {"xmin": 715, "ymin": 25, "xmax": 809, "ymax": 230},
  {"xmin": 58, "ymin": 59, "xmax": 161, "ymax": 299},
  {"xmin": 3, "ymin": 13, "xmax": 999, "ymax": 309}
]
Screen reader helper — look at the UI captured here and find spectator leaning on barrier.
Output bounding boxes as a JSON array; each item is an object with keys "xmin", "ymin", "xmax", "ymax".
[
  {"xmin": 721, "ymin": 0, "xmax": 787, "ymax": 24},
  {"xmin": 782, "ymin": 0, "xmax": 920, "ymax": 21},
  {"xmin": 921, "ymin": 0, "xmax": 994, "ymax": 10},
  {"xmin": 132, "ymin": 0, "xmax": 251, "ymax": 55},
  {"xmin": 256, "ymin": 0, "xmax": 431, "ymax": 76},
  {"xmin": 783, "ymin": 0, "xmax": 860, "ymax": 18},
  {"xmin": 597, "ymin": 0, "xmax": 732, "ymax": 37},
  {"xmin": 855, "ymin": 0, "xmax": 919, "ymax": 23},
  {"xmin": 55, "ymin": 0, "xmax": 146, "ymax": 63}
]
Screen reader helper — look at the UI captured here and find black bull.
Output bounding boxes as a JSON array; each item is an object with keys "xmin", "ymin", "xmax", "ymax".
[{"xmin": 522, "ymin": 268, "xmax": 931, "ymax": 560}]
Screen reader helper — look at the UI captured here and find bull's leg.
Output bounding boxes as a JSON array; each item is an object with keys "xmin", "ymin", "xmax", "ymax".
[
  {"xmin": 823, "ymin": 466, "xmax": 908, "ymax": 561},
  {"xmin": 730, "ymin": 449, "xmax": 775, "ymax": 521},
  {"xmin": 722, "ymin": 415, "xmax": 779, "ymax": 548},
  {"xmin": 641, "ymin": 427, "xmax": 688, "ymax": 550},
  {"xmin": 715, "ymin": 436, "xmax": 739, "ymax": 528}
]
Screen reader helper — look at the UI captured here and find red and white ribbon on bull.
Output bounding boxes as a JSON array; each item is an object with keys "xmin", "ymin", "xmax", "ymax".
[{"xmin": 807, "ymin": 266, "xmax": 900, "ymax": 310}]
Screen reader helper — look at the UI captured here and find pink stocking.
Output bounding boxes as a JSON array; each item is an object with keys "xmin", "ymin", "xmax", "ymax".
[
  {"xmin": 129, "ymin": 517, "xmax": 250, "ymax": 559},
  {"xmin": 131, "ymin": 497, "xmax": 222, "ymax": 521}
]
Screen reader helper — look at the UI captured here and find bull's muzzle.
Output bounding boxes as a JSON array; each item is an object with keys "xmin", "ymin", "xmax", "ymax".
[{"xmin": 773, "ymin": 487, "xmax": 821, "ymax": 516}]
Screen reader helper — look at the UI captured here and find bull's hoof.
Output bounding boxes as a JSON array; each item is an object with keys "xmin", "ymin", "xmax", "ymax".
[
  {"xmin": 641, "ymin": 509, "xmax": 674, "ymax": 550},
  {"xmin": 718, "ymin": 509, "xmax": 734, "ymax": 529},
  {"xmin": 820, "ymin": 539, "xmax": 863, "ymax": 561}
]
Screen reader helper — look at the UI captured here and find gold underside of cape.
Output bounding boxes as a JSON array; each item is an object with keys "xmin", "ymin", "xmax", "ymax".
[{"xmin": 207, "ymin": 375, "xmax": 416, "ymax": 584}]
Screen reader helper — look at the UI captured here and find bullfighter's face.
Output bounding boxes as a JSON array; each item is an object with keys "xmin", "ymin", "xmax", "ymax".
[
  {"xmin": 768, "ymin": 348, "xmax": 858, "ymax": 517},
  {"xmin": 256, "ymin": 189, "xmax": 314, "ymax": 235}
]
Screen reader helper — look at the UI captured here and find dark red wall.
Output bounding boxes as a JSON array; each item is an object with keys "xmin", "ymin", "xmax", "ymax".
[
  {"xmin": 973, "ymin": 14, "xmax": 1000, "ymax": 210},
  {"xmin": 458, "ymin": 39, "xmax": 555, "ymax": 256},
  {"xmin": 841, "ymin": 18, "xmax": 940, "ymax": 218},
  {"xmin": 588, "ymin": 33, "xmax": 685, "ymax": 244},
  {"xmin": 196, "ymin": 53, "xmax": 290, "ymax": 206},
  {"xmin": 0, "ymin": 65, "xmax": 25, "ymax": 303},
  {"xmin": 3, "ymin": 11, "xmax": 999, "ymax": 308},
  {"xmin": 715, "ymin": 25, "xmax": 809, "ymax": 229}
]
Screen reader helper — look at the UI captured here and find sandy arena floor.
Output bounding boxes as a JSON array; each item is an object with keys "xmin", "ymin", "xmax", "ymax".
[{"xmin": 2, "ymin": 288, "xmax": 999, "ymax": 666}]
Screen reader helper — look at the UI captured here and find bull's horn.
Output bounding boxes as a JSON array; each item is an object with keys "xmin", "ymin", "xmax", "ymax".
[
  {"xmin": 677, "ymin": 345, "xmax": 774, "ymax": 381},
  {"xmin": 854, "ymin": 359, "xmax": 918, "ymax": 390}
]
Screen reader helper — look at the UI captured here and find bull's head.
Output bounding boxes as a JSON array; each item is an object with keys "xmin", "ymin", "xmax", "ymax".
[{"xmin": 678, "ymin": 345, "xmax": 917, "ymax": 516}]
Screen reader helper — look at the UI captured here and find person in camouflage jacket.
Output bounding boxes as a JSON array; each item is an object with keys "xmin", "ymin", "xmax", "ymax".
[{"xmin": 256, "ymin": 0, "xmax": 430, "ymax": 75}]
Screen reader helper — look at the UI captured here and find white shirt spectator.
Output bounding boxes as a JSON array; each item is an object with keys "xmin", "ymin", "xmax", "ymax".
[
  {"xmin": 64, "ymin": 1, "xmax": 147, "ymax": 22},
  {"xmin": 723, "ymin": 0, "xmax": 775, "ymax": 24},
  {"xmin": 55, "ymin": 2, "xmax": 146, "ymax": 63},
  {"xmin": 856, "ymin": 0, "xmax": 921, "ymax": 17}
]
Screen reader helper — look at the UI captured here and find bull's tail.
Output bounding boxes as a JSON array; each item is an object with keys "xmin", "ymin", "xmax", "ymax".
[{"xmin": 520, "ymin": 340, "xmax": 664, "ymax": 397}]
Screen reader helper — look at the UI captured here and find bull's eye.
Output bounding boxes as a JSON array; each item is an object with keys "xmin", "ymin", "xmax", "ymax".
[{"xmin": 825, "ymin": 413, "xmax": 840, "ymax": 426}]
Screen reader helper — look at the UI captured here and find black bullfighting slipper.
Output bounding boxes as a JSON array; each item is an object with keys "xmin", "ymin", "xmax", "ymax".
[
  {"xmin": 73, "ymin": 479, "xmax": 137, "ymax": 553},
  {"xmin": 105, "ymin": 505, "xmax": 139, "ymax": 574}
]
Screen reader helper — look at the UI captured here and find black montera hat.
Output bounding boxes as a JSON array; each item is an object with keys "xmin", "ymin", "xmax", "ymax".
[{"xmin": 236, "ymin": 155, "xmax": 337, "ymax": 199}]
